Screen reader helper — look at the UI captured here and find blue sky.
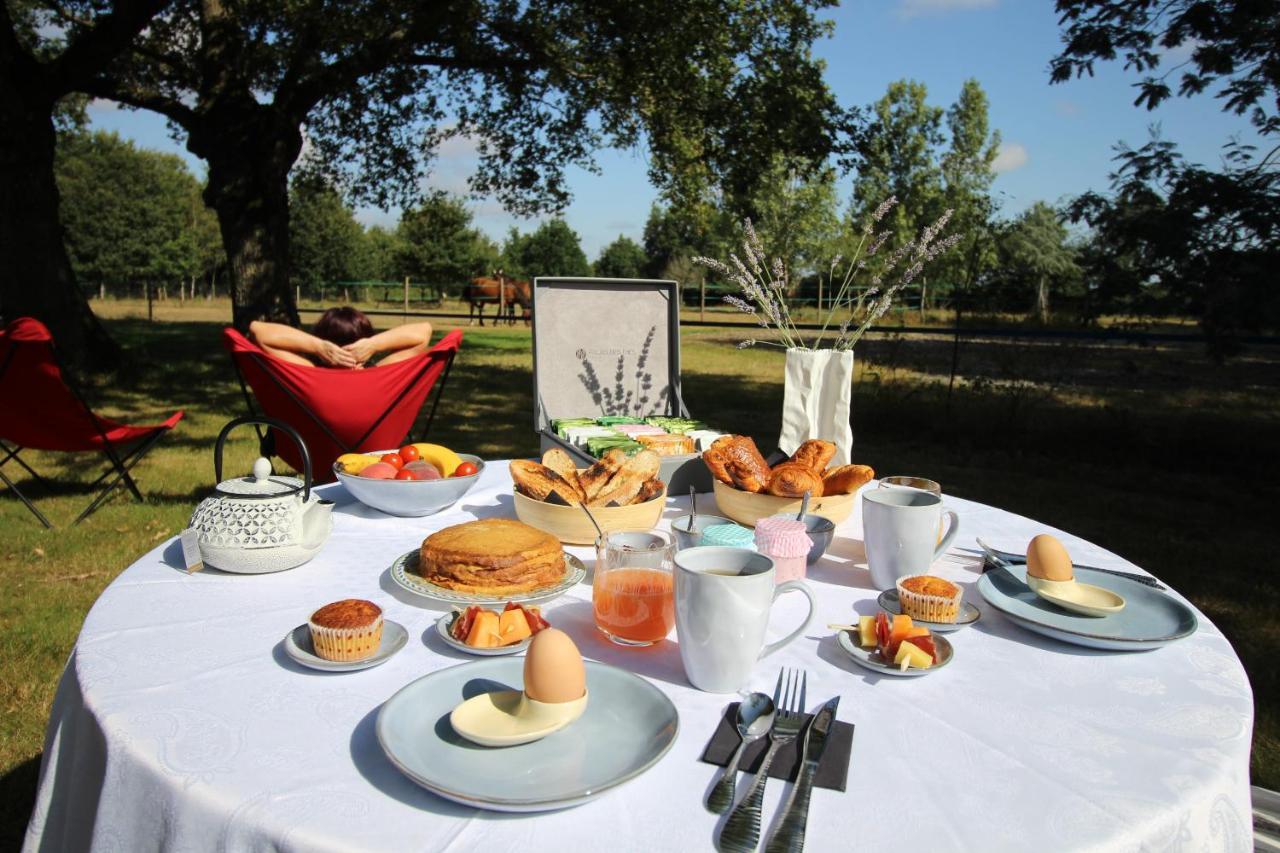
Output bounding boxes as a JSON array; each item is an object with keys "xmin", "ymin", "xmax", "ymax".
[{"xmin": 86, "ymin": 0, "xmax": 1260, "ymax": 259}]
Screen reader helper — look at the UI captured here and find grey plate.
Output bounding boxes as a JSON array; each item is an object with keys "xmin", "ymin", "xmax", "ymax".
[
  {"xmin": 977, "ymin": 563, "xmax": 1198, "ymax": 651},
  {"xmin": 391, "ymin": 551, "xmax": 586, "ymax": 606},
  {"xmin": 377, "ymin": 658, "xmax": 679, "ymax": 812},
  {"xmin": 836, "ymin": 629, "xmax": 954, "ymax": 677},
  {"xmin": 283, "ymin": 620, "xmax": 408, "ymax": 672},
  {"xmin": 877, "ymin": 589, "xmax": 981, "ymax": 633},
  {"xmin": 333, "ymin": 454, "xmax": 484, "ymax": 517},
  {"xmin": 435, "ymin": 611, "xmax": 532, "ymax": 656}
]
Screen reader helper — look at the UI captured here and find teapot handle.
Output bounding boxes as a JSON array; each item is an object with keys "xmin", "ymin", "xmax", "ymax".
[{"xmin": 213, "ymin": 416, "xmax": 312, "ymax": 501}]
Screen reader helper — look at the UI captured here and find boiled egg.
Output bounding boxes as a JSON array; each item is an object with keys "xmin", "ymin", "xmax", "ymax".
[
  {"xmin": 523, "ymin": 628, "xmax": 586, "ymax": 704},
  {"xmin": 1026, "ymin": 534, "xmax": 1074, "ymax": 582}
]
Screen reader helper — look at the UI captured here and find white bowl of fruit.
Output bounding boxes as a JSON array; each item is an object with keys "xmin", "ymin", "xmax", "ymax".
[{"xmin": 333, "ymin": 443, "xmax": 483, "ymax": 517}]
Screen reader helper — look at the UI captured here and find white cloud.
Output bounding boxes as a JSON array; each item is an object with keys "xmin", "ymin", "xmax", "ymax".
[
  {"xmin": 897, "ymin": 0, "xmax": 997, "ymax": 19},
  {"xmin": 992, "ymin": 142, "xmax": 1028, "ymax": 174},
  {"xmin": 87, "ymin": 98, "xmax": 119, "ymax": 113},
  {"xmin": 1053, "ymin": 100, "xmax": 1081, "ymax": 118}
]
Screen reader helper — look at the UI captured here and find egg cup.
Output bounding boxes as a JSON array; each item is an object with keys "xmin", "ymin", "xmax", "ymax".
[{"xmin": 449, "ymin": 689, "xmax": 589, "ymax": 747}]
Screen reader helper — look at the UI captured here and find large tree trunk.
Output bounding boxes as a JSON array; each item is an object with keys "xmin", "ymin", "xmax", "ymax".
[
  {"xmin": 190, "ymin": 103, "xmax": 302, "ymax": 331},
  {"xmin": 0, "ymin": 83, "xmax": 120, "ymax": 367}
]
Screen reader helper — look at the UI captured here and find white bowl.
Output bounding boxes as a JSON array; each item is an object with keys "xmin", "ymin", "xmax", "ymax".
[{"xmin": 334, "ymin": 453, "xmax": 483, "ymax": 517}]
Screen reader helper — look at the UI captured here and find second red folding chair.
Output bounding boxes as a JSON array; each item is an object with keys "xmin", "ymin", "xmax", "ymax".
[{"xmin": 0, "ymin": 317, "xmax": 185, "ymax": 527}]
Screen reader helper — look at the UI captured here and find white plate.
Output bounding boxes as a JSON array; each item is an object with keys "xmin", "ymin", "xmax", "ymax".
[
  {"xmin": 876, "ymin": 589, "xmax": 981, "ymax": 633},
  {"xmin": 377, "ymin": 658, "xmax": 678, "ymax": 811},
  {"xmin": 283, "ymin": 621, "xmax": 408, "ymax": 672},
  {"xmin": 435, "ymin": 611, "xmax": 533, "ymax": 656},
  {"xmin": 390, "ymin": 550, "xmax": 586, "ymax": 606},
  {"xmin": 835, "ymin": 629, "xmax": 953, "ymax": 678}
]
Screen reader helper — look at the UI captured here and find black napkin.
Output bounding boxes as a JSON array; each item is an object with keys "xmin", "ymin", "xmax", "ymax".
[{"xmin": 699, "ymin": 703, "xmax": 854, "ymax": 792}]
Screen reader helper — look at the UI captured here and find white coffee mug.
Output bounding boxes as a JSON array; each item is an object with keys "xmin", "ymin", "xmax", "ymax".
[
  {"xmin": 862, "ymin": 488, "xmax": 959, "ymax": 590},
  {"xmin": 673, "ymin": 547, "xmax": 816, "ymax": 693}
]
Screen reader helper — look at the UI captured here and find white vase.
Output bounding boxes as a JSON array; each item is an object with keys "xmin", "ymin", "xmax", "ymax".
[{"xmin": 778, "ymin": 348, "xmax": 854, "ymax": 466}]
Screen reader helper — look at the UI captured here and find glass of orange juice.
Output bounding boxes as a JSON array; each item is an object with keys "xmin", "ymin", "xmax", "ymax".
[{"xmin": 593, "ymin": 530, "xmax": 676, "ymax": 646}]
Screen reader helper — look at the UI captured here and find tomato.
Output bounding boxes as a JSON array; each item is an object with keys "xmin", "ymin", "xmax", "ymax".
[
  {"xmin": 394, "ymin": 469, "xmax": 419, "ymax": 480},
  {"xmin": 398, "ymin": 445, "xmax": 420, "ymax": 463},
  {"xmin": 452, "ymin": 461, "xmax": 479, "ymax": 477},
  {"xmin": 380, "ymin": 452, "xmax": 404, "ymax": 469}
]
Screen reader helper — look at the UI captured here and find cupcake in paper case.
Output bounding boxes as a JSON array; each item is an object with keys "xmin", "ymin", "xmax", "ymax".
[
  {"xmin": 895, "ymin": 575, "xmax": 963, "ymax": 623},
  {"xmin": 308, "ymin": 599, "xmax": 384, "ymax": 661},
  {"xmin": 753, "ymin": 518, "xmax": 810, "ymax": 583}
]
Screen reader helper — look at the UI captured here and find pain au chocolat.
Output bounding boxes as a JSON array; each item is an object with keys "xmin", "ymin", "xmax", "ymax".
[{"xmin": 418, "ymin": 518, "xmax": 565, "ymax": 596}]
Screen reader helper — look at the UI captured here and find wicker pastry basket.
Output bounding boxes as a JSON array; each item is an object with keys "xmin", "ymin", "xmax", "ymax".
[
  {"xmin": 513, "ymin": 486, "xmax": 667, "ymax": 545},
  {"xmin": 712, "ymin": 479, "xmax": 858, "ymax": 528}
]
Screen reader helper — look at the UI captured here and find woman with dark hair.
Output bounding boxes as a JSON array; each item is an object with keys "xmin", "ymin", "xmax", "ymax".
[{"xmin": 248, "ymin": 307, "xmax": 433, "ymax": 368}]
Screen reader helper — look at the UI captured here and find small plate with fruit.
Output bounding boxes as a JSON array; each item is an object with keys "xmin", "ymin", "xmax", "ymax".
[
  {"xmin": 835, "ymin": 612, "xmax": 953, "ymax": 677},
  {"xmin": 437, "ymin": 603, "xmax": 551, "ymax": 656},
  {"xmin": 876, "ymin": 589, "xmax": 980, "ymax": 633},
  {"xmin": 334, "ymin": 443, "xmax": 483, "ymax": 517}
]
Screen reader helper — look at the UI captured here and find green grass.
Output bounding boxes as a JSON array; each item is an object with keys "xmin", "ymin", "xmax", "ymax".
[{"xmin": 2, "ymin": 308, "xmax": 1277, "ymax": 847}]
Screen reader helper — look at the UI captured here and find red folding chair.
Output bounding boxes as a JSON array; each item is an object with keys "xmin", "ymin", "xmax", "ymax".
[
  {"xmin": 0, "ymin": 317, "xmax": 185, "ymax": 527},
  {"xmin": 223, "ymin": 327, "xmax": 462, "ymax": 483}
]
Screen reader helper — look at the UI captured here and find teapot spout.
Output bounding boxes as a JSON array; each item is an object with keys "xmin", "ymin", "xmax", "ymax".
[{"xmin": 302, "ymin": 498, "xmax": 335, "ymax": 548}]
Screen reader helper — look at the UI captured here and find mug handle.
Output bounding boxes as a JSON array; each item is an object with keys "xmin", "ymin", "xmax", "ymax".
[
  {"xmin": 932, "ymin": 509, "xmax": 960, "ymax": 561},
  {"xmin": 758, "ymin": 580, "xmax": 817, "ymax": 660}
]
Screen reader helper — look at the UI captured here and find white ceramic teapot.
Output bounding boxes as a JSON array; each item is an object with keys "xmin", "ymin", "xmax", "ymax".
[{"xmin": 188, "ymin": 417, "xmax": 333, "ymax": 573}]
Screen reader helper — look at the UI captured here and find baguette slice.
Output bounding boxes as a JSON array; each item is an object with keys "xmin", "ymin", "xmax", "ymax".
[
  {"xmin": 510, "ymin": 460, "xmax": 582, "ymax": 505},
  {"xmin": 541, "ymin": 448, "xmax": 586, "ymax": 502},
  {"xmin": 590, "ymin": 450, "xmax": 662, "ymax": 507},
  {"xmin": 632, "ymin": 477, "xmax": 665, "ymax": 505},
  {"xmin": 579, "ymin": 448, "xmax": 628, "ymax": 502}
]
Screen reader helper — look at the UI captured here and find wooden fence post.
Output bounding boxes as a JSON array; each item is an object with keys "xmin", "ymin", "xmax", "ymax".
[
  {"xmin": 403, "ymin": 277, "xmax": 410, "ymax": 319},
  {"xmin": 700, "ymin": 278, "xmax": 706, "ymax": 322}
]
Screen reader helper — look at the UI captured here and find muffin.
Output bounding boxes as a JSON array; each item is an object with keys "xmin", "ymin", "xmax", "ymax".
[
  {"xmin": 308, "ymin": 599, "xmax": 384, "ymax": 661},
  {"xmin": 896, "ymin": 575, "xmax": 963, "ymax": 623}
]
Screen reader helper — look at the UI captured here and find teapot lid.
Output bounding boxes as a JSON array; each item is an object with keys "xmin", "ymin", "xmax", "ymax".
[{"xmin": 215, "ymin": 458, "xmax": 304, "ymax": 499}]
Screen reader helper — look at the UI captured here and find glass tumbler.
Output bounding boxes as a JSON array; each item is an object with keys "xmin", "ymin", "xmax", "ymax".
[{"xmin": 592, "ymin": 529, "xmax": 676, "ymax": 646}]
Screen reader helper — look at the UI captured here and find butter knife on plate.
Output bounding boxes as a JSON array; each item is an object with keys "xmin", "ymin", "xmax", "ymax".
[{"xmin": 763, "ymin": 696, "xmax": 840, "ymax": 853}]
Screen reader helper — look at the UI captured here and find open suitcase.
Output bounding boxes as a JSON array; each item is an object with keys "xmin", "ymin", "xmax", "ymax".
[{"xmin": 532, "ymin": 277, "xmax": 720, "ymax": 493}]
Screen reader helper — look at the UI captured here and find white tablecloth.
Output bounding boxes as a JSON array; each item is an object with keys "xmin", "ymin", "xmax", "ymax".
[{"xmin": 25, "ymin": 464, "xmax": 1255, "ymax": 852}]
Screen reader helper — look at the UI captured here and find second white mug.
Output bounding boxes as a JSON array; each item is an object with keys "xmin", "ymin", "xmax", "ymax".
[
  {"xmin": 673, "ymin": 547, "xmax": 816, "ymax": 693},
  {"xmin": 862, "ymin": 488, "xmax": 959, "ymax": 590}
]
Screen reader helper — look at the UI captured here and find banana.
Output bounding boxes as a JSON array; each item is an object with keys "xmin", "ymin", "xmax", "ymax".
[
  {"xmin": 336, "ymin": 453, "xmax": 381, "ymax": 474},
  {"xmin": 411, "ymin": 443, "xmax": 463, "ymax": 477}
]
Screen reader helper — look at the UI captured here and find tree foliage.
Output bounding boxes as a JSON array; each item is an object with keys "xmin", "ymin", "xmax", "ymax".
[
  {"xmin": 593, "ymin": 235, "xmax": 647, "ymax": 279},
  {"xmin": 55, "ymin": 129, "xmax": 218, "ymax": 289},
  {"xmin": 995, "ymin": 202, "xmax": 1079, "ymax": 323},
  {"xmin": 395, "ymin": 195, "xmax": 496, "ymax": 286},
  {"xmin": 503, "ymin": 219, "xmax": 591, "ymax": 278},
  {"xmin": 288, "ymin": 176, "xmax": 364, "ymax": 290}
]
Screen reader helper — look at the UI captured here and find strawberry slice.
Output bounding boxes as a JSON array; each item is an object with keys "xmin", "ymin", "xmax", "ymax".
[{"xmin": 903, "ymin": 634, "xmax": 939, "ymax": 664}]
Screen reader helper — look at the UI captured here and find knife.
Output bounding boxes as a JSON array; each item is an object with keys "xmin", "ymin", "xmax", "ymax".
[
  {"xmin": 962, "ymin": 547, "xmax": 1167, "ymax": 590},
  {"xmin": 763, "ymin": 696, "xmax": 840, "ymax": 853}
]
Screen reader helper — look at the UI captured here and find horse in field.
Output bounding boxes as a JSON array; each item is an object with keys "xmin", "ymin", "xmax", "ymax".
[{"xmin": 463, "ymin": 275, "xmax": 532, "ymax": 326}]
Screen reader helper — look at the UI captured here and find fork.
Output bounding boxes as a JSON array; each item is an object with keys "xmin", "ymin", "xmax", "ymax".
[{"xmin": 718, "ymin": 669, "xmax": 807, "ymax": 853}]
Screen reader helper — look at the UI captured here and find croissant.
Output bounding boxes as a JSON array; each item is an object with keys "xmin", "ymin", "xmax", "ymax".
[
  {"xmin": 702, "ymin": 441, "xmax": 734, "ymax": 488},
  {"xmin": 789, "ymin": 439, "xmax": 836, "ymax": 474},
  {"xmin": 723, "ymin": 437, "xmax": 771, "ymax": 493},
  {"xmin": 821, "ymin": 464, "xmax": 875, "ymax": 495},
  {"xmin": 766, "ymin": 463, "xmax": 824, "ymax": 498}
]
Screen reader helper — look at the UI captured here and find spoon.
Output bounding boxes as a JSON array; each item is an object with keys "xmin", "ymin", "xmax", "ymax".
[
  {"xmin": 580, "ymin": 504, "xmax": 605, "ymax": 542},
  {"xmin": 978, "ymin": 538, "xmax": 1125, "ymax": 618},
  {"xmin": 690, "ymin": 486, "xmax": 698, "ymax": 525},
  {"xmin": 796, "ymin": 490, "xmax": 810, "ymax": 522},
  {"xmin": 705, "ymin": 692, "xmax": 775, "ymax": 814}
]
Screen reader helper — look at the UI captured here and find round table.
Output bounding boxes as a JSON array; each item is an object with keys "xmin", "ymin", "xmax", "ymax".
[{"xmin": 24, "ymin": 464, "xmax": 1254, "ymax": 852}]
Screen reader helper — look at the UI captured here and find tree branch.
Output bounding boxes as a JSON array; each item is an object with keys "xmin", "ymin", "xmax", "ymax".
[
  {"xmin": 78, "ymin": 77, "xmax": 196, "ymax": 128},
  {"xmin": 50, "ymin": 0, "xmax": 173, "ymax": 93}
]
